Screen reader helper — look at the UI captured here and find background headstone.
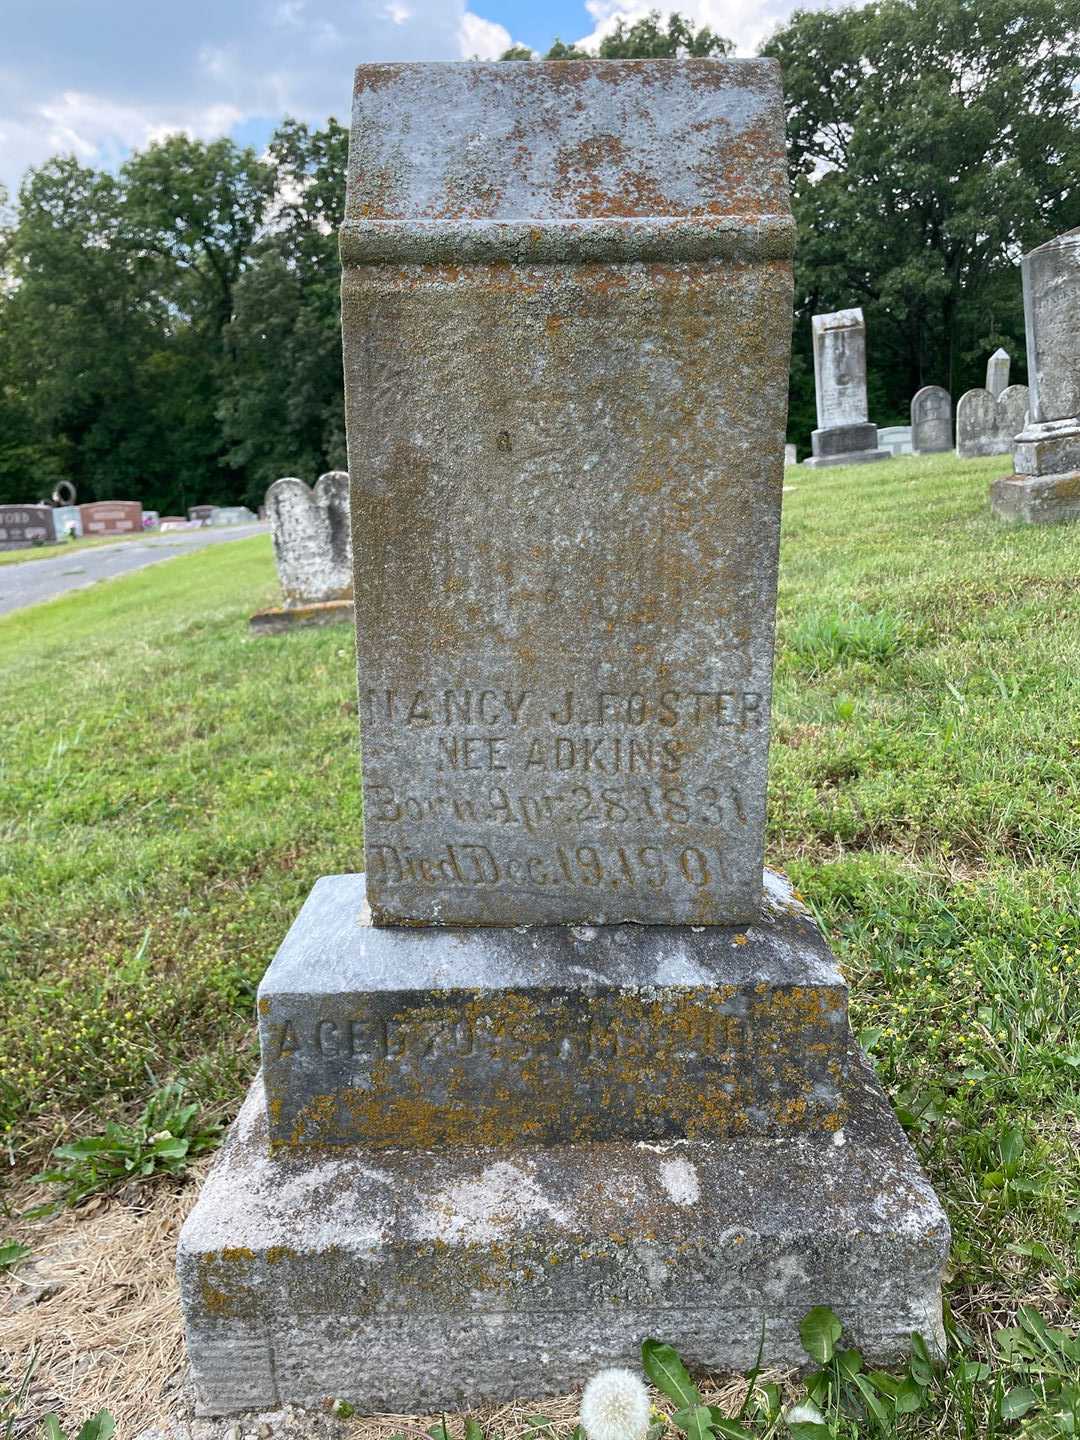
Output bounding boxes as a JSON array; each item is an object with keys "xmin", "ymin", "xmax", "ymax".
[
  {"xmin": 0, "ymin": 504, "xmax": 57, "ymax": 550},
  {"xmin": 188, "ymin": 504, "xmax": 214, "ymax": 524},
  {"xmin": 877, "ymin": 425, "xmax": 913, "ymax": 455},
  {"xmin": 209, "ymin": 505, "xmax": 256, "ymax": 526},
  {"xmin": 911, "ymin": 386, "xmax": 953, "ymax": 452},
  {"xmin": 986, "ymin": 347, "xmax": 1010, "ymax": 398},
  {"xmin": 784, "ymin": 443, "xmax": 797, "ymax": 465},
  {"xmin": 142, "ymin": 510, "xmax": 160, "ymax": 529},
  {"xmin": 51, "ymin": 505, "xmax": 83, "ymax": 538},
  {"xmin": 992, "ymin": 229, "xmax": 1080, "ymax": 522},
  {"xmin": 803, "ymin": 308, "xmax": 891, "ymax": 467},
  {"xmin": 956, "ymin": 384, "xmax": 1029, "ymax": 459},
  {"xmin": 79, "ymin": 500, "xmax": 142, "ymax": 534},
  {"xmin": 265, "ymin": 472, "xmax": 351, "ymax": 606}
]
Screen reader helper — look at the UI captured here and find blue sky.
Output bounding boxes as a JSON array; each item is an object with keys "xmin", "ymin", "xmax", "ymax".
[
  {"xmin": 0, "ymin": 0, "xmax": 824, "ymax": 198},
  {"xmin": 484, "ymin": 0, "xmax": 596, "ymax": 50}
]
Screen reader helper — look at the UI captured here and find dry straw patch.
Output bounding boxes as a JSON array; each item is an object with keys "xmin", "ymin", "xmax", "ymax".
[{"xmin": 0, "ymin": 1172, "xmax": 203, "ymax": 1434}]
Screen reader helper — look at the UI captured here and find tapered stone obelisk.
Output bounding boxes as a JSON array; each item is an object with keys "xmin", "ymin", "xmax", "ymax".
[{"xmin": 177, "ymin": 61, "xmax": 948, "ymax": 1416}]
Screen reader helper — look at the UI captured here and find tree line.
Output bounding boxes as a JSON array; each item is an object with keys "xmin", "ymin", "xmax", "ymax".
[{"xmin": 0, "ymin": 0, "xmax": 1076, "ymax": 512}]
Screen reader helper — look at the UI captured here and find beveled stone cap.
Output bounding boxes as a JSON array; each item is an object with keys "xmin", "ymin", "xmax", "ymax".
[
  {"xmin": 813, "ymin": 307, "xmax": 865, "ymax": 333},
  {"xmin": 341, "ymin": 59, "xmax": 794, "ymax": 264}
]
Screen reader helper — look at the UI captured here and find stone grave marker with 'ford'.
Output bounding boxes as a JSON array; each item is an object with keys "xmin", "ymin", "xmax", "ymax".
[
  {"xmin": 0, "ymin": 504, "xmax": 57, "ymax": 550},
  {"xmin": 178, "ymin": 59, "xmax": 949, "ymax": 1416}
]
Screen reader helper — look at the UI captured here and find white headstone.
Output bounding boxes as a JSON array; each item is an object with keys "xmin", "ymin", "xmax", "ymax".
[
  {"xmin": 812, "ymin": 308, "xmax": 869, "ymax": 428},
  {"xmin": 266, "ymin": 473, "xmax": 351, "ymax": 605},
  {"xmin": 956, "ymin": 385, "xmax": 1029, "ymax": 459},
  {"xmin": 985, "ymin": 348, "xmax": 1010, "ymax": 399}
]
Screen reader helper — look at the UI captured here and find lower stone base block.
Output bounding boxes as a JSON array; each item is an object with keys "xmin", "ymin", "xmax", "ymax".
[
  {"xmin": 801, "ymin": 448, "xmax": 892, "ymax": 468},
  {"xmin": 990, "ymin": 471, "xmax": 1080, "ymax": 525},
  {"xmin": 178, "ymin": 1056, "xmax": 949, "ymax": 1416},
  {"xmin": 248, "ymin": 600, "xmax": 353, "ymax": 635}
]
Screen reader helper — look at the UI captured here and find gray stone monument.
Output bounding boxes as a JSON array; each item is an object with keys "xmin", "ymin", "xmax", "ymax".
[
  {"xmin": 178, "ymin": 59, "xmax": 947, "ymax": 1417},
  {"xmin": 802, "ymin": 308, "xmax": 891, "ymax": 467},
  {"xmin": 911, "ymin": 386, "xmax": 953, "ymax": 452},
  {"xmin": 877, "ymin": 425, "xmax": 913, "ymax": 455},
  {"xmin": 986, "ymin": 347, "xmax": 1010, "ymax": 399},
  {"xmin": 51, "ymin": 505, "xmax": 83, "ymax": 539},
  {"xmin": 956, "ymin": 384, "xmax": 1029, "ymax": 459},
  {"xmin": 992, "ymin": 229, "xmax": 1080, "ymax": 523},
  {"xmin": 210, "ymin": 505, "xmax": 257, "ymax": 526},
  {"xmin": 250, "ymin": 472, "xmax": 352, "ymax": 633}
]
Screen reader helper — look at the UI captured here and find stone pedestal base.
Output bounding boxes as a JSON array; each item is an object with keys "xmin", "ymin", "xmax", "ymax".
[
  {"xmin": 803, "ymin": 424, "xmax": 891, "ymax": 468},
  {"xmin": 1012, "ymin": 421, "xmax": 1080, "ymax": 478},
  {"xmin": 258, "ymin": 873, "xmax": 848, "ymax": 1150},
  {"xmin": 248, "ymin": 600, "xmax": 353, "ymax": 635},
  {"xmin": 178, "ymin": 1056, "xmax": 948, "ymax": 1416},
  {"xmin": 989, "ymin": 471, "xmax": 1080, "ymax": 525}
]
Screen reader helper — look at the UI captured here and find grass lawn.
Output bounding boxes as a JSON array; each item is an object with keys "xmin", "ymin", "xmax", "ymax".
[{"xmin": 1, "ymin": 451, "xmax": 1078, "ymax": 1435}]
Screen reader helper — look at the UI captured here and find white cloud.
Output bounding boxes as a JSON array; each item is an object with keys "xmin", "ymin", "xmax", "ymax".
[
  {"xmin": 459, "ymin": 11, "xmax": 514, "ymax": 59},
  {"xmin": 0, "ymin": 0, "xmax": 523, "ymax": 197}
]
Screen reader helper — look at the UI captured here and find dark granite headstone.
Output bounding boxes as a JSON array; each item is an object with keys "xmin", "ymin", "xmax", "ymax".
[{"xmin": 0, "ymin": 504, "xmax": 57, "ymax": 550}]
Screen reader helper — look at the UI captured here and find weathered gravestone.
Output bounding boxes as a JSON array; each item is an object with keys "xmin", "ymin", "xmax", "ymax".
[
  {"xmin": 986, "ymin": 347, "xmax": 1010, "ymax": 399},
  {"xmin": 0, "ymin": 504, "xmax": 57, "ymax": 550},
  {"xmin": 250, "ymin": 472, "xmax": 353, "ymax": 634},
  {"xmin": 51, "ymin": 505, "xmax": 82, "ymax": 539},
  {"xmin": 802, "ymin": 308, "xmax": 891, "ymax": 467},
  {"xmin": 992, "ymin": 229, "xmax": 1080, "ymax": 523},
  {"xmin": 210, "ymin": 505, "xmax": 257, "ymax": 526},
  {"xmin": 178, "ymin": 60, "xmax": 948, "ymax": 1416},
  {"xmin": 956, "ymin": 384, "xmax": 1029, "ymax": 459},
  {"xmin": 79, "ymin": 500, "xmax": 142, "ymax": 534},
  {"xmin": 911, "ymin": 386, "xmax": 953, "ymax": 453},
  {"xmin": 877, "ymin": 425, "xmax": 913, "ymax": 455},
  {"xmin": 784, "ymin": 443, "xmax": 797, "ymax": 465}
]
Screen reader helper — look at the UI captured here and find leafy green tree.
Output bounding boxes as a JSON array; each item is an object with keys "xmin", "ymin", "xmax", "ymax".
[
  {"xmin": 763, "ymin": 0, "xmax": 1080, "ymax": 432},
  {"xmin": 220, "ymin": 119, "xmax": 349, "ymax": 505},
  {"xmin": 0, "ymin": 159, "xmax": 157, "ymax": 504},
  {"xmin": 502, "ymin": 10, "xmax": 731, "ymax": 61},
  {"xmin": 594, "ymin": 11, "xmax": 731, "ymax": 58}
]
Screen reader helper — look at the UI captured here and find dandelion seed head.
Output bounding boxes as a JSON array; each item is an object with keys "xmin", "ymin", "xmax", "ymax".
[{"xmin": 580, "ymin": 1368, "xmax": 651, "ymax": 1440}]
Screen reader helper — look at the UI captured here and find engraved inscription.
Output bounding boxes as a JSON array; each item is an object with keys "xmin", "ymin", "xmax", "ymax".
[
  {"xmin": 272, "ymin": 1011, "xmax": 755, "ymax": 1065},
  {"xmin": 359, "ymin": 679, "xmax": 763, "ymax": 901}
]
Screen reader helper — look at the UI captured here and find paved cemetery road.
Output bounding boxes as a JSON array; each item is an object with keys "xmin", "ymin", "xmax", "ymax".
[{"xmin": 0, "ymin": 524, "xmax": 267, "ymax": 618}]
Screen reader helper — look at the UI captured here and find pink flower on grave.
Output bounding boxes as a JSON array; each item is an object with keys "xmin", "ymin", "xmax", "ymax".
[{"xmin": 580, "ymin": 1368, "xmax": 651, "ymax": 1440}]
